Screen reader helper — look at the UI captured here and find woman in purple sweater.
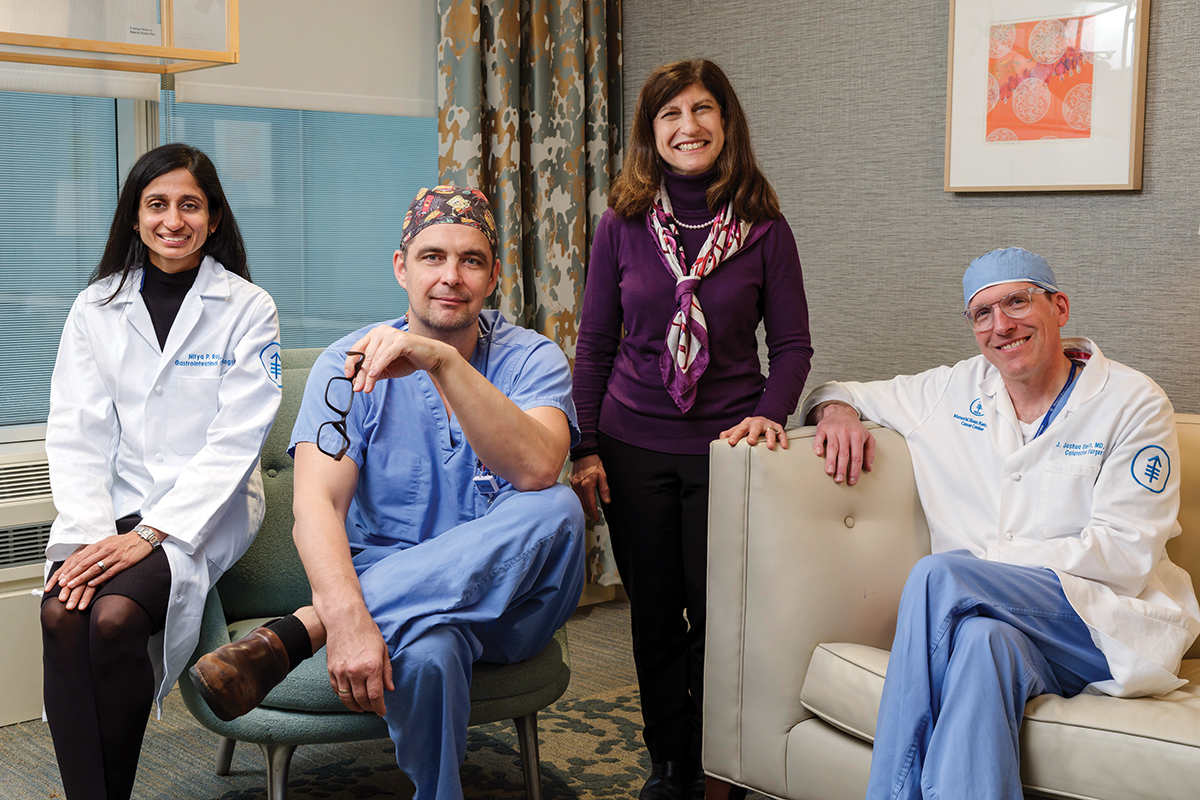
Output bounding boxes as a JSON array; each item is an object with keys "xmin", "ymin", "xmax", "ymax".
[{"xmin": 571, "ymin": 60, "xmax": 813, "ymax": 800}]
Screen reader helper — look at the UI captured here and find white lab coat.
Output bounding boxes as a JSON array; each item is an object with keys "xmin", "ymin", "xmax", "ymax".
[
  {"xmin": 45, "ymin": 255, "xmax": 282, "ymax": 712},
  {"xmin": 802, "ymin": 338, "xmax": 1200, "ymax": 697}
]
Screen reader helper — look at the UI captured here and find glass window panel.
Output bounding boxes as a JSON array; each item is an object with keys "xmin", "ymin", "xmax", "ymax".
[
  {"xmin": 0, "ymin": 90, "xmax": 436, "ymax": 428},
  {"xmin": 164, "ymin": 94, "xmax": 438, "ymax": 348},
  {"xmin": 0, "ymin": 91, "xmax": 118, "ymax": 426}
]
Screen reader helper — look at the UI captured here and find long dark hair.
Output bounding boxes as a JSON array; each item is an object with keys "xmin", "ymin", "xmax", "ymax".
[
  {"xmin": 90, "ymin": 143, "xmax": 249, "ymax": 303},
  {"xmin": 609, "ymin": 59, "xmax": 780, "ymax": 222}
]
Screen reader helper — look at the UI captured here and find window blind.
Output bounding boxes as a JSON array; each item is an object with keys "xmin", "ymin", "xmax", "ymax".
[
  {"xmin": 0, "ymin": 91, "xmax": 118, "ymax": 426},
  {"xmin": 0, "ymin": 90, "xmax": 437, "ymax": 428},
  {"xmin": 164, "ymin": 95, "xmax": 437, "ymax": 348}
]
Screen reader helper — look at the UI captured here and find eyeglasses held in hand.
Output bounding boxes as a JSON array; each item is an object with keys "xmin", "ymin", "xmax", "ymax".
[
  {"xmin": 962, "ymin": 287, "xmax": 1047, "ymax": 331},
  {"xmin": 316, "ymin": 351, "xmax": 365, "ymax": 461}
]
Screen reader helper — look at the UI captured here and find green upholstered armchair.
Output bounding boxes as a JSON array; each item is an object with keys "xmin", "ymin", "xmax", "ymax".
[{"xmin": 178, "ymin": 348, "xmax": 572, "ymax": 800}]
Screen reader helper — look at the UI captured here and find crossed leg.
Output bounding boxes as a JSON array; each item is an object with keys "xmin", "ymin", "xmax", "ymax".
[
  {"xmin": 193, "ymin": 484, "xmax": 585, "ymax": 800},
  {"xmin": 865, "ymin": 551, "xmax": 1111, "ymax": 800}
]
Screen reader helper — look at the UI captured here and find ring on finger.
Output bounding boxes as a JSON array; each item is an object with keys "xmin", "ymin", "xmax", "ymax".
[
  {"xmin": 337, "ymin": 688, "xmax": 352, "ymax": 695},
  {"xmin": 96, "ymin": 560, "xmax": 106, "ymax": 573}
]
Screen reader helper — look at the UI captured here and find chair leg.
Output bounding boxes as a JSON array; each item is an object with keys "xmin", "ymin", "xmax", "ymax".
[
  {"xmin": 215, "ymin": 736, "xmax": 236, "ymax": 775},
  {"xmin": 257, "ymin": 742, "xmax": 298, "ymax": 800},
  {"xmin": 513, "ymin": 711, "xmax": 542, "ymax": 800}
]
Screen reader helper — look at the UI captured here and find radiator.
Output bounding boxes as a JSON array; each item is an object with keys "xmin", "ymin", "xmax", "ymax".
[{"xmin": 0, "ymin": 436, "xmax": 54, "ymax": 726}]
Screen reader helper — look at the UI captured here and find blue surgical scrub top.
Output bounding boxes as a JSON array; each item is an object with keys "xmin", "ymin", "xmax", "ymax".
[{"xmin": 290, "ymin": 310, "xmax": 578, "ymax": 548}]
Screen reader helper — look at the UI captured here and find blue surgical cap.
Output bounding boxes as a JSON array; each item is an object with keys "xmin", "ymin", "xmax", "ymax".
[{"xmin": 963, "ymin": 247, "xmax": 1059, "ymax": 309}]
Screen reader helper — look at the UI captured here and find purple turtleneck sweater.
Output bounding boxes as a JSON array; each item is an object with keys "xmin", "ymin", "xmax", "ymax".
[{"xmin": 572, "ymin": 168, "xmax": 813, "ymax": 456}]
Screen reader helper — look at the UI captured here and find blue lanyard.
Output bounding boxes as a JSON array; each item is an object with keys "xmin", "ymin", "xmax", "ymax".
[{"xmin": 1032, "ymin": 359, "xmax": 1082, "ymax": 440}]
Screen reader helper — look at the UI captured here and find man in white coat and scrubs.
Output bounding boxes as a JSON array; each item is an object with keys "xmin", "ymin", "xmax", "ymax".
[{"xmin": 802, "ymin": 247, "xmax": 1200, "ymax": 800}]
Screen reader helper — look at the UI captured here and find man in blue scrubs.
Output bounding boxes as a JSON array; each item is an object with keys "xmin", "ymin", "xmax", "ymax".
[{"xmin": 190, "ymin": 186, "xmax": 586, "ymax": 800}]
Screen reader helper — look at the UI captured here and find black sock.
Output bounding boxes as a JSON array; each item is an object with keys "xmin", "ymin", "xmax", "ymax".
[{"xmin": 264, "ymin": 614, "xmax": 314, "ymax": 671}]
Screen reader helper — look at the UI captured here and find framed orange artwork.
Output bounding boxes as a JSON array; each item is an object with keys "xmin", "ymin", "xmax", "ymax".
[{"xmin": 945, "ymin": 1, "xmax": 1151, "ymax": 191}]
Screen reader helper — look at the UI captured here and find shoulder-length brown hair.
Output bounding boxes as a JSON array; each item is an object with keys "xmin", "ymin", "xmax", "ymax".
[{"xmin": 609, "ymin": 59, "xmax": 780, "ymax": 223}]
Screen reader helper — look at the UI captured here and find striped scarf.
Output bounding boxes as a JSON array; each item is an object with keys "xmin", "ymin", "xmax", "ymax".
[{"xmin": 647, "ymin": 182, "xmax": 750, "ymax": 413}]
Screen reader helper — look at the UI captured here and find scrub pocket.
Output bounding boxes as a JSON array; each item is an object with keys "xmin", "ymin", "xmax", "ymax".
[
  {"xmin": 1037, "ymin": 460, "xmax": 1101, "ymax": 539},
  {"xmin": 165, "ymin": 375, "xmax": 222, "ymax": 455},
  {"xmin": 363, "ymin": 450, "xmax": 424, "ymax": 519}
]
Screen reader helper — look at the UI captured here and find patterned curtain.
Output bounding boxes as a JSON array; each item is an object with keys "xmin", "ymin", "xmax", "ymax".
[{"xmin": 437, "ymin": 0, "xmax": 623, "ymax": 591}]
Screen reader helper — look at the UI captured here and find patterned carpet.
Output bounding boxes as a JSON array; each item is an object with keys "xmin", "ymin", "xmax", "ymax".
[
  {"xmin": 0, "ymin": 599, "xmax": 766, "ymax": 799},
  {"xmin": 0, "ymin": 600, "xmax": 658, "ymax": 799},
  {"xmin": 0, "ymin": 684, "xmax": 649, "ymax": 800}
]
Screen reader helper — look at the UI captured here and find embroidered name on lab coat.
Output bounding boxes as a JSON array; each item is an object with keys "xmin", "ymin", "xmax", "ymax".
[
  {"xmin": 1055, "ymin": 440, "xmax": 1105, "ymax": 457},
  {"xmin": 175, "ymin": 352, "xmax": 235, "ymax": 367}
]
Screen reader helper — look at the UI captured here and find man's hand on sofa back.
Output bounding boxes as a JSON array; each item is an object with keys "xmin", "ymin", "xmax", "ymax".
[{"xmin": 809, "ymin": 400, "xmax": 875, "ymax": 486}]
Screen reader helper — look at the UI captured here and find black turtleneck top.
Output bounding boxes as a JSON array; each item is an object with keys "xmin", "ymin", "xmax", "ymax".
[{"xmin": 141, "ymin": 260, "xmax": 200, "ymax": 348}]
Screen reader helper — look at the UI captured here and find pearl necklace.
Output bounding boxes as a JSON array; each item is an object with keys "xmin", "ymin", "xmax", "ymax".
[{"xmin": 674, "ymin": 217, "xmax": 715, "ymax": 230}]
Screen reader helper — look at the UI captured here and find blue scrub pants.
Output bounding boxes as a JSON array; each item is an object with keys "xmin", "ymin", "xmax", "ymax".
[
  {"xmin": 865, "ymin": 551, "xmax": 1111, "ymax": 800},
  {"xmin": 352, "ymin": 484, "xmax": 585, "ymax": 800}
]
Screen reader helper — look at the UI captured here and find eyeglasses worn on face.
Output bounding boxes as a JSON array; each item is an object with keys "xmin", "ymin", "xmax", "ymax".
[
  {"xmin": 317, "ymin": 351, "xmax": 365, "ymax": 461},
  {"xmin": 963, "ymin": 287, "xmax": 1048, "ymax": 331}
]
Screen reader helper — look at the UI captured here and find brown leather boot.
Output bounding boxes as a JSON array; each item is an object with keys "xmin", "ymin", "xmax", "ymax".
[{"xmin": 189, "ymin": 627, "xmax": 290, "ymax": 721}]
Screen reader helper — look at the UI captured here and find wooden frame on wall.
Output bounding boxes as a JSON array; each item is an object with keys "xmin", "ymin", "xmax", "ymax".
[
  {"xmin": 944, "ymin": 0, "xmax": 1150, "ymax": 192},
  {"xmin": 0, "ymin": 0, "xmax": 239, "ymax": 75}
]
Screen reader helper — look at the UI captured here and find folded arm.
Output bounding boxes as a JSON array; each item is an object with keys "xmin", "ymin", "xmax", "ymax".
[{"xmin": 347, "ymin": 326, "xmax": 570, "ymax": 491}]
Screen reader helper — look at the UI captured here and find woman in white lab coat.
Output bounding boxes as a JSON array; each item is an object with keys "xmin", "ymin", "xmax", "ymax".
[{"xmin": 40, "ymin": 143, "xmax": 282, "ymax": 799}]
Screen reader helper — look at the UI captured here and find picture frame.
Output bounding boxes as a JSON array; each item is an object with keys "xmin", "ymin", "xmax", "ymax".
[{"xmin": 944, "ymin": 0, "xmax": 1151, "ymax": 192}]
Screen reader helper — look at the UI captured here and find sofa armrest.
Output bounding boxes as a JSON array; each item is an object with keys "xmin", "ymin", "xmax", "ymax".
[{"xmin": 703, "ymin": 424, "xmax": 931, "ymax": 796}]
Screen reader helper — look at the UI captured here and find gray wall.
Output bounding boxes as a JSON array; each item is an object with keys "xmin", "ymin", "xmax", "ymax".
[{"xmin": 623, "ymin": 0, "xmax": 1200, "ymax": 417}]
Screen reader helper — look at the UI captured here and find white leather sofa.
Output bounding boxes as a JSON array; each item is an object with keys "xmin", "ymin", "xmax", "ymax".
[{"xmin": 703, "ymin": 414, "xmax": 1200, "ymax": 800}]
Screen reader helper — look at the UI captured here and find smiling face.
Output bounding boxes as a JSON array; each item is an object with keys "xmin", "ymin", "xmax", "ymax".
[
  {"xmin": 395, "ymin": 223, "xmax": 499, "ymax": 341},
  {"xmin": 653, "ymin": 83, "xmax": 725, "ymax": 176},
  {"xmin": 971, "ymin": 281, "xmax": 1071, "ymax": 385},
  {"xmin": 136, "ymin": 168, "xmax": 218, "ymax": 273}
]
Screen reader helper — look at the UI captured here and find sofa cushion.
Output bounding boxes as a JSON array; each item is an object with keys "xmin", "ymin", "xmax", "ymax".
[
  {"xmin": 801, "ymin": 643, "xmax": 1200, "ymax": 799},
  {"xmin": 800, "ymin": 642, "xmax": 888, "ymax": 741}
]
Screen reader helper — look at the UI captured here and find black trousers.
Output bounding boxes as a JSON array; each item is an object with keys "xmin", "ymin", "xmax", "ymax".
[
  {"xmin": 599, "ymin": 433, "xmax": 709, "ymax": 764},
  {"xmin": 41, "ymin": 514, "xmax": 171, "ymax": 799}
]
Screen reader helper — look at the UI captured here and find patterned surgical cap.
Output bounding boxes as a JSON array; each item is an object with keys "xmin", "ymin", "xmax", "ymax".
[{"xmin": 399, "ymin": 185, "xmax": 499, "ymax": 259}]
